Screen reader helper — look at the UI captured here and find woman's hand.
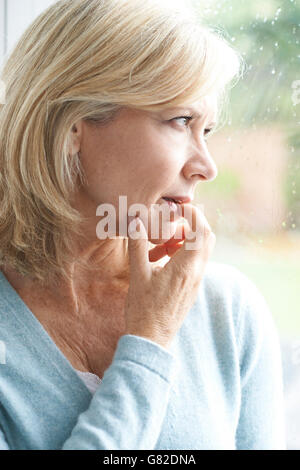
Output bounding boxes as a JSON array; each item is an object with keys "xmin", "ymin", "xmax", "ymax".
[
  {"xmin": 124, "ymin": 204, "xmax": 216, "ymax": 349},
  {"xmin": 147, "ymin": 221, "xmax": 186, "ymax": 262}
]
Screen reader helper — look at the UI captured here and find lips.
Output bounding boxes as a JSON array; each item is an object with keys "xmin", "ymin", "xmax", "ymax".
[{"xmin": 162, "ymin": 195, "xmax": 192, "ymax": 204}]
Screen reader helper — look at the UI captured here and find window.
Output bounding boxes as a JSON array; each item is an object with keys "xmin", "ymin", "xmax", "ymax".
[
  {"xmin": 0, "ymin": 0, "xmax": 6, "ymax": 68},
  {"xmin": 0, "ymin": 0, "xmax": 56, "ymax": 67}
]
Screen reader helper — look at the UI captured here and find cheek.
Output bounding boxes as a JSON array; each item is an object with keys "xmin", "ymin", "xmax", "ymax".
[
  {"xmin": 130, "ymin": 123, "xmax": 181, "ymax": 170},
  {"xmin": 150, "ymin": 157, "xmax": 182, "ymax": 190}
]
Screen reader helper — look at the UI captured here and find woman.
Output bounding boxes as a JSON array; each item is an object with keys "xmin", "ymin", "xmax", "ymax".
[{"xmin": 0, "ymin": 0, "xmax": 286, "ymax": 450}]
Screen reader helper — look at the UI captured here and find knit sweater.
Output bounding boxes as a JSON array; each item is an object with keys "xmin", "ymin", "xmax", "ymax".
[{"xmin": 0, "ymin": 262, "xmax": 286, "ymax": 450}]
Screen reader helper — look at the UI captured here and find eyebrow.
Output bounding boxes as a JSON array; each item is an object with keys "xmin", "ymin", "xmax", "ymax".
[{"xmin": 169, "ymin": 107, "xmax": 217, "ymax": 127}]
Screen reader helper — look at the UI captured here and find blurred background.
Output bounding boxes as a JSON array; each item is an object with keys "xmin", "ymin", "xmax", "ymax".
[
  {"xmin": 0, "ymin": 0, "xmax": 299, "ymax": 450},
  {"xmin": 192, "ymin": 0, "xmax": 300, "ymax": 449}
]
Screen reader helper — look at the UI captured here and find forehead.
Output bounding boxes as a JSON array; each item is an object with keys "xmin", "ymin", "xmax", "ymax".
[
  {"xmin": 175, "ymin": 95, "xmax": 218, "ymax": 117},
  {"xmin": 125, "ymin": 95, "xmax": 218, "ymax": 122},
  {"xmin": 160, "ymin": 94, "xmax": 218, "ymax": 122}
]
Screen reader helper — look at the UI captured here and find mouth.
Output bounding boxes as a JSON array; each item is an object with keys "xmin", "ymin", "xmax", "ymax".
[
  {"xmin": 160, "ymin": 198, "xmax": 179, "ymax": 212},
  {"xmin": 150, "ymin": 195, "xmax": 192, "ymax": 222},
  {"xmin": 158, "ymin": 196, "xmax": 191, "ymax": 220},
  {"xmin": 162, "ymin": 195, "xmax": 192, "ymax": 205}
]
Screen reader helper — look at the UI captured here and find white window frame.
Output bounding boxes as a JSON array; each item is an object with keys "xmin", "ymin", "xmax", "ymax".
[
  {"xmin": 0, "ymin": 0, "xmax": 56, "ymax": 68},
  {"xmin": 0, "ymin": 0, "xmax": 7, "ymax": 68}
]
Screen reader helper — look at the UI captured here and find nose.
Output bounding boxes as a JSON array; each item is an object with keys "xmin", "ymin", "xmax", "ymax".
[{"xmin": 183, "ymin": 137, "xmax": 218, "ymax": 182}]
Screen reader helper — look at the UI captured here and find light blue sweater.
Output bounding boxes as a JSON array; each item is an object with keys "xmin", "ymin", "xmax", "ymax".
[{"xmin": 0, "ymin": 262, "xmax": 286, "ymax": 450}]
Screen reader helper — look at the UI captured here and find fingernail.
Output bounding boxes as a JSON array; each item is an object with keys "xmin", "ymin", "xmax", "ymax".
[{"xmin": 128, "ymin": 216, "xmax": 140, "ymax": 235}]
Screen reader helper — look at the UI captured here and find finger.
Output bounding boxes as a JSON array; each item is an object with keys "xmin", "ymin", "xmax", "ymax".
[
  {"xmin": 148, "ymin": 240, "xmax": 184, "ymax": 262},
  {"xmin": 127, "ymin": 216, "xmax": 151, "ymax": 278},
  {"xmin": 148, "ymin": 244, "xmax": 168, "ymax": 262},
  {"xmin": 164, "ymin": 203, "xmax": 212, "ymax": 271},
  {"xmin": 164, "ymin": 223, "xmax": 186, "ymax": 245},
  {"xmin": 148, "ymin": 222, "xmax": 186, "ymax": 262},
  {"xmin": 166, "ymin": 242, "xmax": 184, "ymax": 257}
]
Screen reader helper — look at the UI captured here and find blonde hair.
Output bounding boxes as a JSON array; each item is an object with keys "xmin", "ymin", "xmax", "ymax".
[{"xmin": 0, "ymin": 0, "xmax": 243, "ymax": 285}]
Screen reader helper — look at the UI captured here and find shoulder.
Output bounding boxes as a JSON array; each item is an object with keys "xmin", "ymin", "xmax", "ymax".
[
  {"xmin": 201, "ymin": 259, "xmax": 272, "ymax": 317},
  {"xmin": 200, "ymin": 260, "xmax": 249, "ymax": 298},
  {"xmin": 198, "ymin": 261, "xmax": 278, "ymax": 357},
  {"xmin": 195, "ymin": 263, "xmax": 285, "ymax": 448},
  {"xmin": 198, "ymin": 260, "xmax": 261, "ymax": 321}
]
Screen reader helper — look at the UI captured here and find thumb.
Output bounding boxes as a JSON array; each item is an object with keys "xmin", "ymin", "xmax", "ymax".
[{"xmin": 127, "ymin": 216, "xmax": 150, "ymax": 277}]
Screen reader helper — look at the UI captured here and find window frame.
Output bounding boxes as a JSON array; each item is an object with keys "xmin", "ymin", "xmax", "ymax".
[{"xmin": 0, "ymin": 0, "xmax": 7, "ymax": 66}]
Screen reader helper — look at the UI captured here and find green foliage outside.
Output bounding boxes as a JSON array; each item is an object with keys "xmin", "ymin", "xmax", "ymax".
[
  {"xmin": 211, "ymin": 238, "xmax": 300, "ymax": 338},
  {"xmin": 196, "ymin": 167, "xmax": 241, "ymax": 199}
]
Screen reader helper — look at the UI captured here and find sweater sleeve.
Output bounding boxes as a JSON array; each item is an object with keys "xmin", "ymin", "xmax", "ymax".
[
  {"xmin": 0, "ymin": 427, "xmax": 9, "ymax": 450},
  {"xmin": 62, "ymin": 334, "xmax": 177, "ymax": 450},
  {"xmin": 234, "ymin": 272, "xmax": 286, "ymax": 450}
]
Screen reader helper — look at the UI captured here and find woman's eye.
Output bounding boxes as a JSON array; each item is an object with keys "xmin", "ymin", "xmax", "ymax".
[
  {"xmin": 171, "ymin": 116, "xmax": 193, "ymax": 127},
  {"xmin": 170, "ymin": 117, "xmax": 214, "ymax": 137},
  {"xmin": 204, "ymin": 128, "xmax": 213, "ymax": 138}
]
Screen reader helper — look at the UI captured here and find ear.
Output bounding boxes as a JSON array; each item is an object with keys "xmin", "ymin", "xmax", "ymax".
[{"xmin": 68, "ymin": 120, "xmax": 83, "ymax": 156}]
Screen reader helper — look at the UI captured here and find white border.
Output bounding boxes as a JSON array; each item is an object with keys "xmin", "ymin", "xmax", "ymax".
[{"xmin": 0, "ymin": 0, "xmax": 6, "ymax": 68}]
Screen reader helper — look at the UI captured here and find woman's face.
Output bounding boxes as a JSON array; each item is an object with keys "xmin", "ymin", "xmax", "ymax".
[{"xmin": 71, "ymin": 95, "xmax": 218, "ymax": 245}]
